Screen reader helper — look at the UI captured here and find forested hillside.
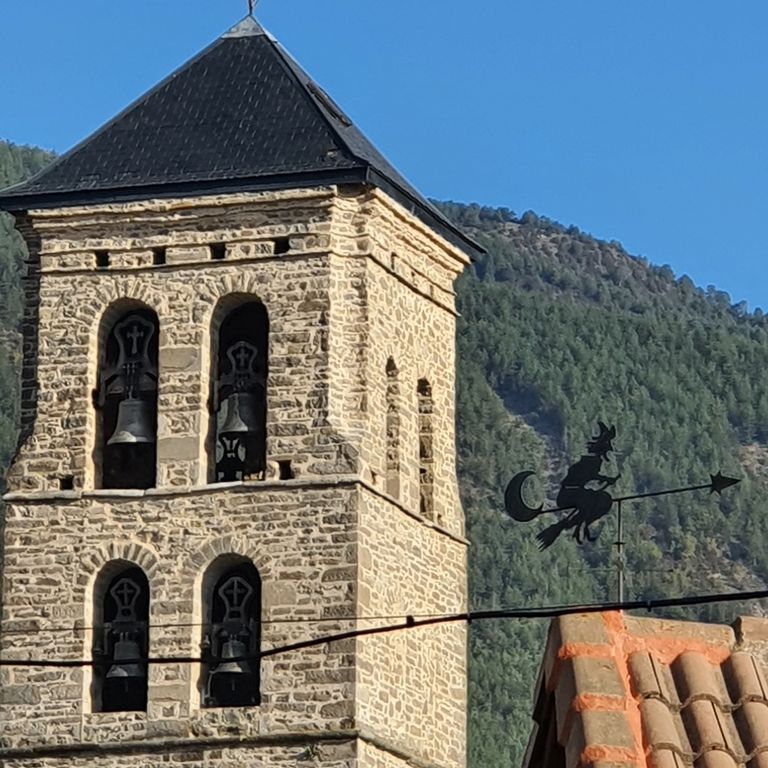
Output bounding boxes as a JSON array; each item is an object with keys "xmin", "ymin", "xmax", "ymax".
[
  {"xmin": 2, "ymin": 143, "xmax": 768, "ymax": 766},
  {"xmin": 443, "ymin": 203, "xmax": 768, "ymax": 765}
]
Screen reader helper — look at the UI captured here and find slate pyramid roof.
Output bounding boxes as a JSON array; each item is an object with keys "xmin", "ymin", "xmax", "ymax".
[{"xmin": 0, "ymin": 16, "xmax": 481, "ymax": 257}]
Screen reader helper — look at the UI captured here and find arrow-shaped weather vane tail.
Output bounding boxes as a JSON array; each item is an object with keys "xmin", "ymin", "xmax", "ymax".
[{"xmin": 611, "ymin": 472, "xmax": 741, "ymax": 505}]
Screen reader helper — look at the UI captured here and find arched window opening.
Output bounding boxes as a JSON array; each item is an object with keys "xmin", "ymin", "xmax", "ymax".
[
  {"xmin": 213, "ymin": 302, "xmax": 268, "ymax": 483},
  {"xmin": 96, "ymin": 308, "xmax": 159, "ymax": 489},
  {"xmin": 417, "ymin": 379, "xmax": 434, "ymax": 520},
  {"xmin": 385, "ymin": 358, "xmax": 400, "ymax": 497},
  {"xmin": 201, "ymin": 560, "xmax": 261, "ymax": 708},
  {"xmin": 92, "ymin": 565, "xmax": 149, "ymax": 713}
]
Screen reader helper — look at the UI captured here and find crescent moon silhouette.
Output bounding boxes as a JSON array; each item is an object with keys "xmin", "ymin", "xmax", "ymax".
[{"xmin": 504, "ymin": 471, "xmax": 544, "ymax": 522}]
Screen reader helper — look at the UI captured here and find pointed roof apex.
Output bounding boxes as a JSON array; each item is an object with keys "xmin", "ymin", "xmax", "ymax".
[
  {"xmin": 223, "ymin": 15, "xmax": 269, "ymax": 39},
  {"xmin": 0, "ymin": 17, "xmax": 482, "ymax": 258}
]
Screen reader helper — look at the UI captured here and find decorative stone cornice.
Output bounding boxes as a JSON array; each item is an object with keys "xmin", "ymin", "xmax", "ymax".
[{"xmin": 0, "ymin": 727, "xmax": 450, "ymax": 768}]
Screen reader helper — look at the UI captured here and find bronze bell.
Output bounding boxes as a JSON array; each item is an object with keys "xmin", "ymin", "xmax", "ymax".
[
  {"xmin": 107, "ymin": 399, "xmax": 155, "ymax": 445},
  {"xmin": 219, "ymin": 392, "xmax": 260, "ymax": 438},
  {"xmin": 106, "ymin": 637, "xmax": 144, "ymax": 680},
  {"xmin": 210, "ymin": 637, "xmax": 251, "ymax": 677},
  {"xmin": 207, "ymin": 637, "xmax": 254, "ymax": 706}
]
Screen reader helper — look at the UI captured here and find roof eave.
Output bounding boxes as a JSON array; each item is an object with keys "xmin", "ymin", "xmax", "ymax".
[
  {"xmin": 0, "ymin": 168, "xmax": 484, "ymax": 261},
  {"xmin": 0, "ymin": 168, "xmax": 370, "ymax": 214},
  {"xmin": 365, "ymin": 168, "xmax": 485, "ymax": 260}
]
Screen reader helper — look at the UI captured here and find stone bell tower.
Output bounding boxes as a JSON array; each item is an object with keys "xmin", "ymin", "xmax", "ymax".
[{"xmin": 0, "ymin": 13, "xmax": 480, "ymax": 768}]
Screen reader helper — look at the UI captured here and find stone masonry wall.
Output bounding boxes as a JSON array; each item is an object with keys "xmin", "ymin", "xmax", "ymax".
[
  {"xmin": 331, "ymin": 189, "xmax": 467, "ymax": 538},
  {"xmin": 356, "ymin": 490, "xmax": 467, "ymax": 768},
  {"xmin": 7, "ymin": 189, "xmax": 346, "ymax": 492},
  {"xmin": 1, "ymin": 186, "xmax": 468, "ymax": 767},
  {"xmin": 0, "ymin": 485, "xmax": 357, "ymax": 749}
]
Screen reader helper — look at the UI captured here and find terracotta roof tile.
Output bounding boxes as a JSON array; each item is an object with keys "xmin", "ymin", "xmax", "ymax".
[
  {"xmin": 630, "ymin": 651, "xmax": 680, "ymax": 706},
  {"xmin": 524, "ymin": 612, "xmax": 768, "ymax": 768},
  {"xmin": 673, "ymin": 652, "xmax": 731, "ymax": 705},
  {"xmin": 590, "ymin": 763, "xmax": 640, "ymax": 768},
  {"xmin": 695, "ymin": 750, "xmax": 740, "ymax": 768},
  {"xmin": 564, "ymin": 709, "xmax": 639, "ymax": 768},
  {"xmin": 682, "ymin": 700, "xmax": 741, "ymax": 755},
  {"xmin": 735, "ymin": 702, "xmax": 768, "ymax": 753},
  {"xmin": 640, "ymin": 697, "xmax": 689, "ymax": 754},
  {"xmin": 724, "ymin": 653, "xmax": 768, "ymax": 704},
  {"xmin": 652, "ymin": 749, "xmax": 688, "ymax": 768}
]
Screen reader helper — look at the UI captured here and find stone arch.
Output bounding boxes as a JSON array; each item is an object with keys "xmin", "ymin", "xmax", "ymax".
[
  {"xmin": 182, "ymin": 535, "xmax": 273, "ymax": 588},
  {"xmin": 78, "ymin": 540, "xmax": 161, "ymax": 590},
  {"xmin": 183, "ymin": 534, "xmax": 273, "ymax": 635},
  {"xmin": 194, "ymin": 272, "xmax": 271, "ymax": 333},
  {"xmin": 82, "ymin": 282, "xmax": 162, "ymax": 365}
]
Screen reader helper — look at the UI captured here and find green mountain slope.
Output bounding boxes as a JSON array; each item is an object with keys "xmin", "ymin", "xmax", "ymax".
[
  {"xmin": 442, "ymin": 203, "xmax": 768, "ymax": 765},
  {"xmin": 3, "ymin": 144, "xmax": 768, "ymax": 765}
]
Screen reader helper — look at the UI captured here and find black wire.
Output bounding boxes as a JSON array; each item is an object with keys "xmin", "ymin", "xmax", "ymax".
[
  {"xmin": 0, "ymin": 613, "xmax": 450, "ymax": 636},
  {"xmin": 1, "ymin": 587, "xmax": 767, "ymax": 669}
]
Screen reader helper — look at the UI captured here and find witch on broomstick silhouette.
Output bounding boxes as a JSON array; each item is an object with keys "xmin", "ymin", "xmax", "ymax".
[
  {"xmin": 505, "ymin": 421, "xmax": 740, "ymax": 551},
  {"xmin": 505, "ymin": 422, "xmax": 620, "ymax": 550}
]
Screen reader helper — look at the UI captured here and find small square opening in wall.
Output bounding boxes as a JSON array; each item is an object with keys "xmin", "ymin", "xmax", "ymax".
[
  {"xmin": 152, "ymin": 247, "xmax": 167, "ymax": 266},
  {"xmin": 273, "ymin": 237, "xmax": 290, "ymax": 255},
  {"xmin": 95, "ymin": 250, "xmax": 110, "ymax": 269},
  {"xmin": 210, "ymin": 243, "xmax": 227, "ymax": 261},
  {"xmin": 59, "ymin": 476, "xmax": 75, "ymax": 491},
  {"xmin": 278, "ymin": 460, "xmax": 295, "ymax": 480}
]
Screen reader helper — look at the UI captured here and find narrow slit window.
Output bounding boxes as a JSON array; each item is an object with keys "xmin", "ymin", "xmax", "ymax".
[
  {"xmin": 417, "ymin": 379, "xmax": 434, "ymax": 520},
  {"xmin": 385, "ymin": 358, "xmax": 400, "ymax": 498}
]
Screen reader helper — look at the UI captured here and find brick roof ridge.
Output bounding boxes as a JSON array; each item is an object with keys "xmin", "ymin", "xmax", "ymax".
[{"xmin": 526, "ymin": 611, "xmax": 768, "ymax": 768}]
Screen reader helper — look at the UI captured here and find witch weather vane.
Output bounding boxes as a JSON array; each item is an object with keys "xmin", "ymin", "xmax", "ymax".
[{"xmin": 505, "ymin": 421, "xmax": 740, "ymax": 551}]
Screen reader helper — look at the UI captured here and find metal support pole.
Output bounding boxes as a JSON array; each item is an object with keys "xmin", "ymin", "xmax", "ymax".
[{"xmin": 615, "ymin": 500, "xmax": 625, "ymax": 603}]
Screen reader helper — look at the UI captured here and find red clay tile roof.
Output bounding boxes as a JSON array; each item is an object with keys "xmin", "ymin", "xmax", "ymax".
[{"xmin": 523, "ymin": 611, "xmax": 768, "ymax": 768}]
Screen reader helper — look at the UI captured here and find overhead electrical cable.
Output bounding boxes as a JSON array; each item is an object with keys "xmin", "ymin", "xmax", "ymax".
[
  {"xmin": 1, "ymin": 587, "xmax": 767, "ymax": 669},
  {"xmin": 0, "ymin": 612, "xmax": 462, "ymax": 636}
]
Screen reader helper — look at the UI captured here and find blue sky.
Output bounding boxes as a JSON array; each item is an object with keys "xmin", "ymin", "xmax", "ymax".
[{"xmin": 1, "ymin": 1, "xmax": 767, "ymax": 310}]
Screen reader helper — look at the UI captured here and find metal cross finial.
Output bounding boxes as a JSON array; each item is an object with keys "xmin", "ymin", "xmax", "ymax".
[{"xmin": 248, "ymin": 0, "xmax": 257, "ymax": 16}]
